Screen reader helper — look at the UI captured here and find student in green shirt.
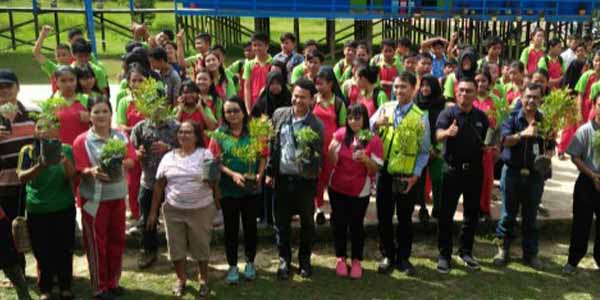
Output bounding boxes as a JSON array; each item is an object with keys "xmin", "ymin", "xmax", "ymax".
[
  {"xmin": 16, "ymin": 121, "xmax": 76, "ymax": 300},
  {"xmin": 71, "ymin": 39, "xmax": 109, "ymax": 96},
  {"xmin": 333, "ymin": 40, "xmax": 358, "ymax": 85},
  {"xmin": 33, "ymin": 25, "xmax": 73, "ymax": 93},
  {"xmin": 176, "ymin": 30, "xmax": 212, "ymax": 77}
]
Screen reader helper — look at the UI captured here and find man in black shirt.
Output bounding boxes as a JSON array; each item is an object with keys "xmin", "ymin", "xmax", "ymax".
[{"xmin": 435, "ymin": 77, "xmax": 489, "ymax": 274}]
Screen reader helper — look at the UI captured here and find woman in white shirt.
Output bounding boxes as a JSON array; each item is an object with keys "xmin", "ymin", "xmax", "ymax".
[{"xmin": 147, "ymin": 120, "xmax": 216, "ymax": 298}]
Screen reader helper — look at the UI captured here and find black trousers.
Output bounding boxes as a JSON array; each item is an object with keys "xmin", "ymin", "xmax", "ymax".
[
  {"xmin": 437, "ymin": 164, "xmax": 483, "ymax": 259},
  {"xmin": 139, "ymin": 187, "xmax": 159, "ymax": 253},
  {"xmin": 0, "ymin": 185, "xmax": 26, "ymax": 271},
  {"xmin": 274, "ymin": 175, "xmax": 316, "ymax": 265},
  {"xmin": 568, "ymin": 174, "xmax": 600, "ymax": 267},
  {"xmin": 258, "ymin": 180, "xmax": 274, "ymax": 225},
  {"xmin": 0, "ymin": 217, "xmax": 19, "ymax": 268},
  {"xmin": 376, "ymin": 169, "xmax": 419, "ymax": 262},
  {"xmin": 222, "ymin": 195, "xmax": 258, "ymax": 266},
  {"xmin": 329, "ymin": 188, "xmax": 369, "ymax": 260},
  {"xmin": 27, "ymin": 206, "xmax": 76, "ymax": 293}
]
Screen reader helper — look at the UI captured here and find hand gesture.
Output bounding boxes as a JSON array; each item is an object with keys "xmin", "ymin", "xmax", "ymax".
[
  {"xmin": 40, "ymin": 25, "xmax": 52, "ymax": 38},
  {"xmin": 447, "ymin": 120, "xmax": 459, "ymax": 137},
  {"xmin": 91, "ymin": 166, "xmax": 110, "ymax": 183},
  {"xmin": 151, "ymin": 141, "xmax": 170, "ymax": 155},
  {"xmin": 177, "ymin": 29, "xmax": 185, "ymax": 41},
  {"xmin": 521, "ymin": 121, "xmax": 537, "ymax": 138}
]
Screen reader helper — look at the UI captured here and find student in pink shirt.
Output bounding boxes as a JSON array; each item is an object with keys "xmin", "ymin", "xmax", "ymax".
[
  {"xmin": 328, "ymin": 103, "xmax": 383, "ymax": 279},
  {"xmin": 474, "ymin": 69, "xmax": 498, "ymax": 220}
]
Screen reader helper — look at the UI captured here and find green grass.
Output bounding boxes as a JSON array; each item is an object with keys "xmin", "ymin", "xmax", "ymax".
[
  {"xmin": 0, "ymin": 0, "xmax": 384, "ymax": 84},
  {"xmin": 1, "ymin": 235, "xmax": 600, "ymax": 299}
]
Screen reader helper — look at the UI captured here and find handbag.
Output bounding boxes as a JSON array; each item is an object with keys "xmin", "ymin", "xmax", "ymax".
[{"xmin": 11, "ymin": 186, "xmax": 31, "ymax": 253}]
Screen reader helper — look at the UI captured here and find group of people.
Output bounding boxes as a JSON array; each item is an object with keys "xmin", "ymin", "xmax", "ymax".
[{"xmin": 0, "ymin": 21, "xmax": 599, "ymax": 300}]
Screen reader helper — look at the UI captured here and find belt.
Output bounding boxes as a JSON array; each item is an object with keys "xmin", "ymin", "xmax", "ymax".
[{"xmin": 446, "ymin": 162, "xmax": 479, "ymax": 171}]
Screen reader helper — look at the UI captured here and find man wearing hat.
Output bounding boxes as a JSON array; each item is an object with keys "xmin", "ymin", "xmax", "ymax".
[{"xmin": 0, "ymin": 69, "xmax": 36, "ymax": 273}]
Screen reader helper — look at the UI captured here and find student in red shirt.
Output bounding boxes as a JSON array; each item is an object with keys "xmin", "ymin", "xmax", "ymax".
[
  {"xmin": 175, "ymin": 79, "xmax": 217, "ymax": 145},
  {"xmin": 243, "ymin": 32, "xmax": 272, "ymax": 114},
  {"xmin": 195, "ymin": 70, "xmax": 223, "ymax": 125},
  {"xmin": 52, "ymin": 66, "xmax": 90, "ymax": 146},
  {"xmin": 506, "ymin": 61, "xmax": 525, "ymax": 105},
  {"xmin": 520, "ymin": 28, "xmax": 545, "ymax": 76},
  {"xmin": 328, "ymin": 103, "xmax": 383, "ymax": 279},
  {"xmin": 378, "ymin": 39, "xmax": 403, "ymax": 98},
  {"xmin": 473, "ymin": 69, "xmax": 497, "ymax": 220}
]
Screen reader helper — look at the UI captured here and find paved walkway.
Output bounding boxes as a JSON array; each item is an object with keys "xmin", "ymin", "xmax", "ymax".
[{"xmin": 17, "ymin": 85, "xmax": 578, "ymax": 230}]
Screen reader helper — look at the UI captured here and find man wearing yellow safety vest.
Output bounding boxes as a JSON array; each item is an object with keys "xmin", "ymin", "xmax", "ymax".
[{"xmin": 370, "ymin": 72, "xmax": 431, "ymax": 275}]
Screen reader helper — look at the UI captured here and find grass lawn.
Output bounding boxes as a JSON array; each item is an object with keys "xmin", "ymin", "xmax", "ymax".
[
  {"xmin": 0, "ymin": 0, "xmax": 381, "ymax": 84},
  {"xmin": 1, "ymin": 234, "xmax": 599, "ymax": 299}
]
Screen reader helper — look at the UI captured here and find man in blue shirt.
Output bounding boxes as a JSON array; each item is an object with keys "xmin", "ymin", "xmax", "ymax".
[
  {"xmin": 370, "ymin": 72, "xmax": 430, "ymax": 275},
  {"xmin": 435, "ymin": 77, "xmax": 489, "ymax": 274},
  {"xmin": 493, "ymin": 83, "xmax": 553, "ymax": 270},
  {"xmin": 273, "ymin": 32, "xmax": 304, "ymax": 84}
]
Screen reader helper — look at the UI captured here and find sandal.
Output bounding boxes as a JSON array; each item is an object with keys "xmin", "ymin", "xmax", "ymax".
[
  {"xmin": 40, "ymin": 294, "xmax": 52, "ymax": 300},
  {"xmin": 172, "ymin": 281, "xmax": 186, "ymax": 297},
  {"xmin": 198, "ymin": 284, "xmax": 210, "ymax": 298}
]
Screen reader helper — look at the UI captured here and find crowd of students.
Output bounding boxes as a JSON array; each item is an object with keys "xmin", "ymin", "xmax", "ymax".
[{"xmin": 0, "ymin": 21, "xmax": 600, "ymax": 300}]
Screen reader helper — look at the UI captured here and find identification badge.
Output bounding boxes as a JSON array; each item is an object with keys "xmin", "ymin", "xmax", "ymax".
[{"xmin": 533, "ymin": 144, "xmax": 540, "ymax": 156}]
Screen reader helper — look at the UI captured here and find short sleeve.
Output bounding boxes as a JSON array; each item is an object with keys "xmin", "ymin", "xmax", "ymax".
[
  {"xmin": 116, "ymin": 97, "xmax": 130, "ymax": 126},
  {"xmin": 520, "ymin": 47, "xmax": 529, "ymax": 66},
  {"xmin": 91, "ymin": 63, "xmax": 108, "ymax": 90},
  {"xmin": 40, "ymin": 60, "xmax": 57, "ymax": 77},
  {"xmin": 591, "ymin": 83, "xmax": 600, "ymax": 102},
  {"xmin": 376, "ymin": 90, "xmax": 389, "ymax": 107},
  {"xmin": 155, "ymin": 151, "xmax": 171, "ymax": 180},
  {"xmin": 242, "ymin": 60, "xmax": 253, "ymax": 81},
  {"xmin": 435, "ymin": 108, "xmax": 451, "ymax": 130},
  {"xmin": 566, "ymin": 125, "xmax": 588, "ymax": 158},
  {"xmin": 333, "ymin": 127, "xmax": 346, "ymax": 143},
  {"xmin": 443, "ymin": 73, "xmax": 455, "ymax": 99},
  {"xmin": 62, "ymin": 144, "xmax": 74, "ymax": 163},
  {"xmin": 575, "ymin": 72, "xmax": 591, "ymax": 94},
  {"xmin": 537, "ymin": 56, "xmax": 548, "ymax": 71},
  {"xmin": 208, "ymin": 138, "xmax": 221, "ymax": 158},
  {"xmin": 185, "ymin": 55, "xmax": 198, "ymax": 65}
]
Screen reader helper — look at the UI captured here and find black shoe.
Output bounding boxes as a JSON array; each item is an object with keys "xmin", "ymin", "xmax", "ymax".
[
  {"xmin": 377, "ymin": 257, "xmax": 394, "ymax": 274},
  {"xmin": 396, "ymin": 259, "xmax": 416, "ymax": 276},
  {"xmin": 437, "ymin": 257, "xmax": 451, "ymax": 274},
  {"xmin": 418, "ymin": 208, "xmax": 430, "ymax": 224},
  {"xmin": 459, "ymin": 254, "xmax": 481, "ymax": 271},
  {"xmin": 523, "ymin": 256, "xmax": 543, "ymax": 270},
  {"xmin": 315, "ymin": 211, "xmax": 326, "ymax": 226},
  {"xmin": 277, "ymin": 259, "xmax": 291, "ymax": 280},
  {"xmin": 298, "ymin": 262, "xmax": 313, "ymax": 278},
  {"xmin": 137, "ymin": 251, "xmax": 158, "ymax": 269},
  {"xmin": 109, "ymin": 286, "xmax": 125, "ymax": 297}
]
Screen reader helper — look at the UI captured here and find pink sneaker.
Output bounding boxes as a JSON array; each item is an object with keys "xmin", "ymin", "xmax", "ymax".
[
  {"xmin": 350, "ymin": 259, "xmax": 363, "ymax": 279},
  {"xmin": 335, "ymin": 257, "xmax": 348, "ymax": 277}
]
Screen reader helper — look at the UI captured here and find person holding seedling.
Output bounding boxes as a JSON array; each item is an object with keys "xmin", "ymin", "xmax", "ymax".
[
  {"xmin": 16, "ymin": 113, "xmax": 77, "ymax": 300},
  {"xmin": 328, "ymin": 103, "xmax": 383, "ymax": 279},
  {"xmin": 72, "ymin": 96, "xmax": 136, "ymax": 300},
  {"xmin": 266, "ymin": 78, "xmax": 324, "ymax": 280},
  {"xmin": 147, "ymin": 121, "xmax": 217, "ymax": 298},
  {"xmin": 129, "ymin": 76, "xmax": 179, "ymax": 270},
  {"xmin": 175, "ymin": 79, "xmax": 218, "ymax": 144},
  {"xmin": 51, "ymin": 66, "xmax": 90, "ymax": 146},
  {"xmin": 370, "ymin": 72, "xmax": 430, "ymax": 276},
  {"xmin": 208, "ymin": 96, "xmax": 270, "ymax": 284}
]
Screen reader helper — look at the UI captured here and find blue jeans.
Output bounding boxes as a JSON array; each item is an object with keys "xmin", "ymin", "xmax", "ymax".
[{"xmin": 496, "ymin": 165, "xmax": 544, "ymax": 257}]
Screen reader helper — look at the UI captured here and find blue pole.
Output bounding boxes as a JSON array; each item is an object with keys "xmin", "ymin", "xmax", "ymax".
[{"xmin": 83, "ymin": 0, "xmax": 98, "ymax": 55}]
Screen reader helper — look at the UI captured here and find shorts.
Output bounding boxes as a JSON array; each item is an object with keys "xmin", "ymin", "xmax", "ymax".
[{"xmin": 162, "ymin": 201, "xmax": 216, "ymax": 262}]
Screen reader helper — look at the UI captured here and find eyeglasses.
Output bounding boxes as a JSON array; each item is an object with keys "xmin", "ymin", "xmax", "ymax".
[{"xmin": 225, "ymin": 108, "xmax": 241, "ymax": 114}]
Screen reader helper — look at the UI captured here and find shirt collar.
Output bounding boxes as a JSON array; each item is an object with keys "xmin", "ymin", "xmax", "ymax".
[
  {"xmin": 396, "ymin": 101, "xmax": 414, "ymax": 115},
  {"xmin": 517, "ymin": 109, "xmax": 542, "ymax": 122}
]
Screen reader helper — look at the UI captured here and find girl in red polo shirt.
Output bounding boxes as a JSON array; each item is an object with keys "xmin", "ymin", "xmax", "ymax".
[
  {"xmin": 52, "ymin": 66, "xmax": 90, "ymax": 146},
  {"xmin": 506, "ymin": 61, "xmax": 525, "ymax": 105},
  {"xmin": 328, "ymin": 103, "xmax": 383, "ymax": 279},
  {"xmin": 175, "ymin": 80, "xmax": 217, "ymax": 145},
  {"xmin": 312, "ymin": 67, "xmax": 347, "ymax": 225},
  {"xmin": 204, "ymin": 51, "xmax": 237, "ymax": 100},
  {"xmin": 520, "ymin": 28, "xmax": 545, "ymax": 75},
  {"xmin": 538, "ymin": 38, "xmax": 564, "ymax": 90},
  {"xmin": 195, "ymin": 70, "xmax": 223, "ymax": 125},
  {"xmin": 75, "ymin": 65, "xmax": 102, "ymax": 98},
  {"xmin": 474, "ymin": 70, "xmax": 497, "ymax": 220},
  {"xmin": 342, "ymin": 59, "xmax": 366, "ymax": 106},
  {"xmin": 355, "ymin": 65, "xmax": 388, "ymax": 118}
]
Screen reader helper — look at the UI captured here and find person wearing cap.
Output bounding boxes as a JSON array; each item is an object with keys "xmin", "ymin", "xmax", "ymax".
[
  {"xmin": 0, "ymin": 69, "xmax": 36, "ymax": 275},
  {"xmin": 435, "ymin": 76, "xmax": 489, "ymax": 274}
]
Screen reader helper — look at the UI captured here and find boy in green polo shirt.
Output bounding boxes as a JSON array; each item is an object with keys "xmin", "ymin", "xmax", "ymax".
[
  {"xmin": 176, "ymin": 30, "xmax": 212, "ymax": 77},
  {"xmin": 33, "ymin": 25, "xmax": 73, "ymax": 93},
  {"xmin": 71, "ymin": 38, "xmax": 109, "ymax": 96}
]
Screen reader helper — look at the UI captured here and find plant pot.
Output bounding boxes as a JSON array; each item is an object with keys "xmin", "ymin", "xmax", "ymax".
[
  {"xmin": 101, "ymin": 155, "xmax": 124, "ymax": 181},
  {"xmin": 200, "ymin": 158, "xmax": 219, "ymax": 182},
  {"xmin": 484, "ymin": 128, "xmax": 500, "ymax": 146},
  {"xmin": 243, "ymin": 173, "xmax": 259, "ymax": 193},
  {"xmin": 40, "ymin": 139, "xmax": 62, "ymax": 165}
]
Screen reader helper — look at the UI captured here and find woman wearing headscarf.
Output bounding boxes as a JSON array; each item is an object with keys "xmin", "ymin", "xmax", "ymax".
[
  {"xmin": 443, "ymin": 48, "xmax": 478, "ymax": 102},
  {"xmin": 251, "ymin": 71, "xmax": 292, "ymax": 119},
  {"xmin": 414, "ymin": 74, "xmax": 446, "ymax": 219}
]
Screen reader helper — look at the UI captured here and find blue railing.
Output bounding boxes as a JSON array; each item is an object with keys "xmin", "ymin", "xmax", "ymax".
[{"xmin": 174, "ymin": 0, "xmax": 597, "ymax": 21}]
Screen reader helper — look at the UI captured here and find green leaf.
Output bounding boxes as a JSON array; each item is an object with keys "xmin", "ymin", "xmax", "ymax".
[
  {"xmin": 31, "ymin": 97, "xmax": 69, "ymax": 129},
  {"xmin": 100, "ymin": 138, "xmax": 127, "ymax": 166},
  {"xmin": 132, "ymin": 77, "xmax": 174, "ymax": 122},
  {"xmin": 538, "ymin": 88, "xmax": 580, "ymax": 139}
]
